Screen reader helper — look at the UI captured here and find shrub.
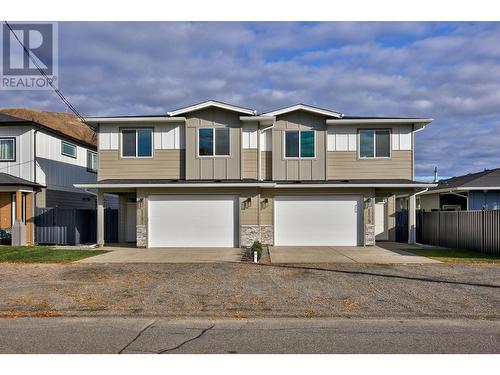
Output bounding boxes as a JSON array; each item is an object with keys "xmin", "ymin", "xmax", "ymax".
[{"xmin": 251, "ymin": 240, "xmax": 263, "ymax": 260}]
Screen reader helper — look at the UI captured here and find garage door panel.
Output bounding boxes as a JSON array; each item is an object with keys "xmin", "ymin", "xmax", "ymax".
[
  {"xmin": 275, "ymin": 196, "xmax": 361, "ymax": 246},
  {"xmin": 148, "ymin": 195, "xmax": 237, "ymax": 247}
]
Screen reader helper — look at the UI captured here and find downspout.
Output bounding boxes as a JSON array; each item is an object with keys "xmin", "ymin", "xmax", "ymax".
[
  {"xmin": 257, "ymin": 121, "xmax": 261, "ymax": 181},
  {"xmin": 33, "ymin": 126, "xmax": 42, "ymax": 243}
]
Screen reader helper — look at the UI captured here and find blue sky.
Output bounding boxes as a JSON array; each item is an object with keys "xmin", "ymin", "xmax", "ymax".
[{"xmin": 1, "ymin": 21, "xmax": 499, "ymax": 180}]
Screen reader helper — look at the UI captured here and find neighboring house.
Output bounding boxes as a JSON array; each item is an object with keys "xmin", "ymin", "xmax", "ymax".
[
  {"xmin": 418, "ymin": 168, "xmax": 500, "ymax": 211},
  {"xmin": 0, "ymin": 108, "xmax": 100, "ymax": 244},
  {"xmin": 77, "ymin": 100, "xmax": 435, "ymax": 248}
]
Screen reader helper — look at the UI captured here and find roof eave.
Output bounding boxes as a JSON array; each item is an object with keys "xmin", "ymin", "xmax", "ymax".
[
  {"xmin": 326, "ymin": 118, "xmax": 433, "ymax": 125},
  {"xmin": 83, "ymin": 117, "xmax": 186, "ymax": 124}
]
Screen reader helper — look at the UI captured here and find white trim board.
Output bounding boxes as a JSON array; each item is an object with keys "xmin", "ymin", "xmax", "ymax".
[
  {"xmin": 262, "ymin": 104, "xmax": 342, "ymax": 118},
  {"xmin": 168, "ymin": 100, "xmax": 255, "ymax": 116}
]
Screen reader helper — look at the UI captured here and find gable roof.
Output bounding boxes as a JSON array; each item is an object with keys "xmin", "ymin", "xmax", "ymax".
[
  {"xmin": 167, "ymin": 100, "xmax": 256, "ymax": 116},
  {"xmin": 429, "ymin": 168, "xmax": 500, "ymax": 192},
  {"xmin": 261, "ymin": 103, "xmax": 343, "ymax": 118},
  {"xmin": 0, "ymin": 108, "xmax": 96, "ymax": 147}
]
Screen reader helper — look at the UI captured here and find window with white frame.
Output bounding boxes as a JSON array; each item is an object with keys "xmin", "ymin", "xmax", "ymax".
[
  {"xmin": 87, "ymin": 150, "xmax": 98, "ymax": 172},
  {"xmin": 121, "ymin": 128, "xmax": 153, "ymax": 157},
  {"xmin": 0, "ymin": 138, "xmax": 15, "ymax": 161},
  {"xmin": 198, "ymin": 128, "xmax": 230, "ymax": 156},
  {"xmin": 359, "ymin": 129, "xmax": 390, "ymax": 158},
  {"xmin": 284, "ymin": 130, "xmax": 315, "ymax": 158},
  {"xmin": 61, "ymin": 141, "xmax": 77, "ymax": 158}
]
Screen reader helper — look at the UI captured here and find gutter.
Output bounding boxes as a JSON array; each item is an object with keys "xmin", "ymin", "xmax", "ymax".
[
  {"xmin": 75, "ymin": 182, "xmax": 437, "ymax": 189},
  {"xmin": 326, "ymin": 118, "xmax": 433, "ymax": 125},
  {"xmin": 83, "ymin": 117, "xmax": 187, "ymax": 124}
]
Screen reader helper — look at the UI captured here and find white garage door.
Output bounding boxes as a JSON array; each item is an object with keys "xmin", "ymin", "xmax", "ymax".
[
  {"xmin": 274, "ymin": 195, "xmax": 362, "ymax": 246},
  {"xmin": 148, "ymin": 195, "xmax": 237, "ymax": 247}
]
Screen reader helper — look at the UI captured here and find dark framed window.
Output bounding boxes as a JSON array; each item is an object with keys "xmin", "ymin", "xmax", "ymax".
[
  {"xmin": 359, "ymin": 129, "xmax": 390, "ymax": 158},
  {"xmin": 198, "ymin": 128, "xmax": 230, "ymax": 156},
  {"xmin": 87, "ymin": 150, "xmax": 98, "ymax": 172},
  {"xmin": 121, "ymin": 128, "xmax": 153, "ymax": 158},
  {"xmin": 61, "ymin": 141, "xmax": 77, "ymax": 158},
  {"xmin": 0, "ymin": 138, "xmax": 15, "ymax": 161},
  {"xmin": 284, "ymin": 130, "xmax": 315, "ymax": 158}
]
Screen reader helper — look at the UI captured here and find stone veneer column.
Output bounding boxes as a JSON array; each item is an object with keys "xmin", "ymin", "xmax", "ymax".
[
  {"xmin": 96, "ymin": 190, "xmax": 105, "ymax": 247},
  {"xmin": 136, "ymin": 192, "xmax": 147, "ymax": 248},
  {"xmin": 364, "ymin": 196, "xmax": 375, "ymax": 246}
]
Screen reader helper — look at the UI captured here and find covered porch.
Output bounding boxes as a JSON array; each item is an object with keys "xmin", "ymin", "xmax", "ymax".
[{"xmin": 0, "ymin": 173, "xmax": 43, "ymax": 245}]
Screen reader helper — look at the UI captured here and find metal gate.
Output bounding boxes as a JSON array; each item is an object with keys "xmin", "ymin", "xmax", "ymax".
[
  {"xmin": 35, "ymin": 207, "xmax": 118, "ymax": 245},
  {"xmin": 395, "ymin": 209, "xmax": 408, "ymax": 243}
]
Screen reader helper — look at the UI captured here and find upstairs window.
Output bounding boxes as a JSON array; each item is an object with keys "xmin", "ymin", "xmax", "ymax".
[
  {"xmin": 0, "ymin": 138, "xmax": 15, "ymax": 161},
  {"xmin": 87, "ymin": 150, "xmax": 98, "ymax": 172},
  {"xmin": 61, "ymin": 141, "xmax": 77, "ymax": 158},
  {"xmin": 121, "ymin": 128, "xmax": 153, "ymax": 158},
  {"xmin": 284, "ymin": 130, "xmax": 315, "ymax": 158},
  {"xmin": 359, "ymin": 129, "xmax": 390, "ymax": 158},
  {"xmin": 198, "ymin": 128, "xmax": 230, "ymax": 156}
]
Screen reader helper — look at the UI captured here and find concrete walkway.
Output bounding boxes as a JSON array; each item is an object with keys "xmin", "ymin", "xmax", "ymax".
[
  {"xmin": 78, "ymin": 247, "xmax": 242, "ymax": 263},
  {"xmin": 269, "ymin": 244, "xmax": 439, "ymax": 264}
]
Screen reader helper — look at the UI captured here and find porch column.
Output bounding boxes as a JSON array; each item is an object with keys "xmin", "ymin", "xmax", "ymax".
[
  {"xmin": 97, "ymin": 190, "xmax": 105, "ymax": 247},
  {"xmin": 408, "ymin": 192, "xmax": 416, "ymax": 244},
  {"xmin": 15, "ymin": 191, "xmax": 22, "ymax": 221}
]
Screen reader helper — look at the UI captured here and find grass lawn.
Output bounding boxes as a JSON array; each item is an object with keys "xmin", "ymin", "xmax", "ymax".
[
  {"xmin": 404, "ymin": 247, "xmax": 500, "ymax": 264},
  {"xmin": 0, "ymin": 246, "xmax": 109, "ymax": 263}
]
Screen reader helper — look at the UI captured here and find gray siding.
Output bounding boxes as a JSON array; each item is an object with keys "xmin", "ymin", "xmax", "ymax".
[
  {"xmin": 185, "ymin": 108, "xmax": 241, "ymax": 180},
  {"xmin": 45, "ymin": 189, "xmax": 96, "ymax": 209},
  {"xmin": 272, "ymin": 111, "xmax": 327, "ymax": 181}
]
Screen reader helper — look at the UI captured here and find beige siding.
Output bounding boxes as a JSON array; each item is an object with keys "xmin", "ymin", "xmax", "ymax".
[
  {"xmin": 242, "ymin": 149, "xmax": 258, "ymax": 180},
  {"xmin": 272, "ymin": 110, "xmax": 327, "ymax": 181},
  {"xmin": 419, "ymin": 194, "xmax": 440, "ymax": 211},
  {"xmin": 260, "ymin": 190, "xmax": 274, "ymax": 225},
  {"xmin": 240, "ymin": 192, "xmax": 259, "ymax": 225},
  {"xmin": 185, "ymin": 108, "xmax": 241, "ymax": 180},
  {"xmin": 98, "ymin": 149, "xmax": 185, "ymax": 180},
  {"xmin": 327, "ymin": 151, "xmax": 412, "ymax": 180},
  {"xmin": 261, "ymin": 151, "xmax": 272, "ymax": 180}
]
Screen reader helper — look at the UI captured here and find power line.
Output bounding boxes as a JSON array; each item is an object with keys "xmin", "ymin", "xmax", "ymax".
[{"xmin": 4, "ymin": 21, "xmax": 87, "ymax": 124}]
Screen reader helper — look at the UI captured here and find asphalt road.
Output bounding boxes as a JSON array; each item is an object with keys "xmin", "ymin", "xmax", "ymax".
[{"xmin": 0, "ymin": 317, "xmax": 498, "ymax": 354}]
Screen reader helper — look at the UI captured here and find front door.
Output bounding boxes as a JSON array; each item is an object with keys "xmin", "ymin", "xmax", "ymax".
[
  {"xmin": 375, "ymin": 201, "xmax": 388, "ymax": 241},
  {"xmin": 126, "ymin": 201, "xmax": 137, "ymax": 242}
]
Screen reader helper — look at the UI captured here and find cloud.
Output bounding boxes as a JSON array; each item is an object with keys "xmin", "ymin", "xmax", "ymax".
[{"xmin": 0, "ymin": 21, "xmax": 499, "ymax": 179}]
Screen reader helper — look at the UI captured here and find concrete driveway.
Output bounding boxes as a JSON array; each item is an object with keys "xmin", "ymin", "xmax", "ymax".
[
  {"xmin": 78, "ymin": 246, "xmax": 242, "ymax": 263},
  {"xmin": 269, "ymin": 243, "xmax": 439, "ymax": 264}
]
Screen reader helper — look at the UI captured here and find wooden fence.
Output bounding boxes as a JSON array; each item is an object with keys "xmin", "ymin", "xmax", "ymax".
[{"xmin": 417, "ymin": 210, "xmax": 500, "ymax": 255}]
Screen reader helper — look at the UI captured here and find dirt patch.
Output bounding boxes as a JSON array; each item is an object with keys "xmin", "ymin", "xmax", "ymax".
[{"xmin": 0, "ymin": 262, "xmax": 498, "ymax": 319}]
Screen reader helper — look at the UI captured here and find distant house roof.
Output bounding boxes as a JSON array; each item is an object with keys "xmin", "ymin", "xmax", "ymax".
[
  {"xmin": 428, "ymin": 168, "xmax": 500, "ymax": 192},
  {"xmin": 0, "ymin": 108, "xmax": 96, "ymax": 148},
  {"xmin": 0, "ymin": 173, "xmax": 44, "ymax": 188}
]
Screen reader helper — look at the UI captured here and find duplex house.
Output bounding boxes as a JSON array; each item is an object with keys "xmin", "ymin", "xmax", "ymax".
[
  {"xmin": 0, "ymin": 108, "xmax": 99, "ymax": 244},
  {"xmin": 77, "ymin": 100, "xmax": 434, "ymax": 248},
  {"xmin": 419, "ymin": 168, "xmax": 500, "ymax": 211}
]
